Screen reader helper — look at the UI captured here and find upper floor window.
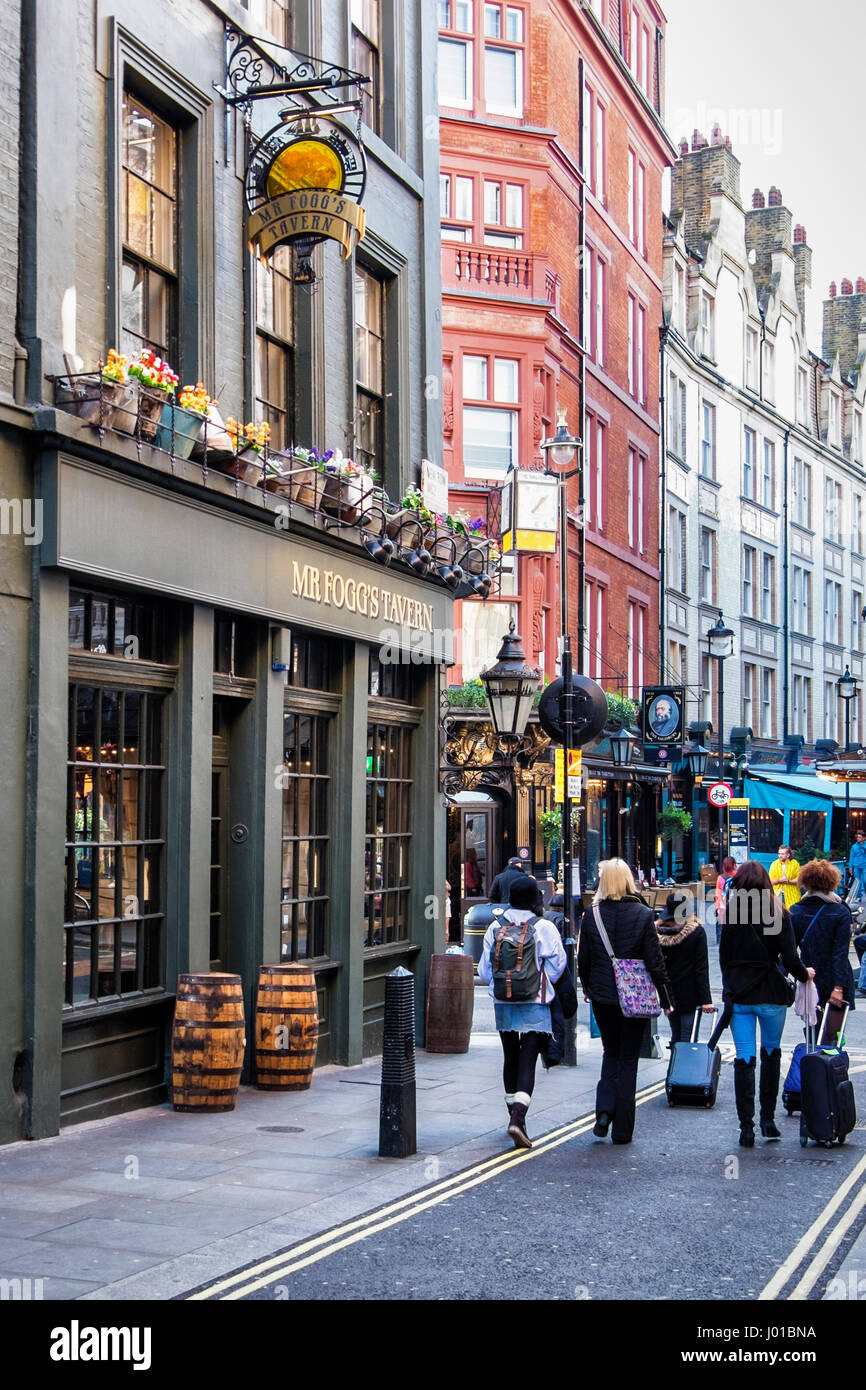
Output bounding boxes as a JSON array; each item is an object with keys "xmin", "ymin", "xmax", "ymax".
[
  {"xmin": 244, "ymin": 0, "xmax": 292, "ymax": 45},
  {"xmin": 699, "ymin": 291, "xmax": 715, "ymax": 358},
  {"xmin": 462, "ymin": 353, "xmax": 519, "ymax": 478},
  {"xmin": 829, "ymin": 391, "xmax": 842, "ymax": 448},
  {"xmin": 583, "ymin": 244, "xmax": 607, "ymax": 368},
  {"xmin": 352, "ymin": 0, "xmax": 382, "ymax": 134},
  {"xmin": 354, "ymin": 266, "xmax": 385, "ymax": 477},
  {"xmin": 743, "ymin": 427, "xmax": 757, "ymax": 501},
  {"xmin": 672, "ymin": 263, "xmax": 686, "ymax": 334},
  {"xmin": 700, "ymin": 527, "xmax": 716, "ymax": 605},
  {"xmin": 854, "ymin": 412, "xmax": 864, "ymax": 464},
  {"xmin": 483, "ymin": 179, "xmax": 524, "ymax": 246},
  {"xmin": 438, "ymin": 2, "xmax": 473, "ymax": 107},
  {"xmin": 628, "ymin": 295, "xmax": 647, "ymax": 406},
  {"xmin": 627, "ymin": 150, "xmax": 646, "ymax": 256},
  {"xmin": 745, "ymin": 326, "xmax": 758, "ymax": 390},
  {"xmin": 791, "ymin": 566, "xmax": 812, "ymax": 634},
  {"xmin": 628, "ymin": 7, "xmax": 654, "ymax": 100},
  {"xmin": 743, "ymin": 546, "xmax": 756, "ymax": 618},
  {"xmin": 586, "ymin": 411, "xmax": 606, "ymax": 531},
  {"xmin": 583, "ymin": 82, "xmax": 606, "ymax": 202},
  {"xmin": 761, "ymin": 553, "xmax": 775, "ymax": 624},
  {"xmin": 792, "ymin": 456, "xmax": 812, "ymax": 528},
  {"xmin": 763, "ymin": 340, "xmax": 775, "ymax": 402},
  {"xmin": 797, "ymin": 365, "xmax": 809, "ymax": 425},
  {"xmin": 121, "ymin": 94, "xmax": 178, "ymax": 364},
  {"xmin": 668, "ymin": 372, "xmax": 686, "ymax": 459},
  {"xmin": 762, "ymin": 439, "xmax": 775, "ymax": 511},
  {"xmin": 668, "ymin": 505, "xmax": 687, "ymax": 593},
  {"xmin": 700, "ymin": 402, "xmax": 716, "ymax": 479},
  {"xmin": 854, "ymin": 493, "xmax": 864, "ymax": 555},
  {"xmin": 255, "ymin": 247, "xmax": 295, "ymax": 452},
  {"xmin": 440, "ymin": 171, "xmax": 474, "ymax": 241},
  {"xmin": 627, "ymin": 449, "xmax": 647, "ymax": 554},
  {"xmin": 824, "ymin": 579, "xmax": 842, "ymax": 645},
  {"xmin": 824, "ymin": 476, "xmax": 842, "ymax": 544},
  {"xmin": 440, "ymin": 2, "xmax": 526, "ymax": 116},
  {"xmin": 484, "ymin": 4, "xmax": 525, "ymax": 115}
]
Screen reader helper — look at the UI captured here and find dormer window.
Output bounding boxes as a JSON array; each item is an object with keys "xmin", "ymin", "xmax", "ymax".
[{"xmin": 829, "ymin": 392, "xmax": 841, "ymax": 448}]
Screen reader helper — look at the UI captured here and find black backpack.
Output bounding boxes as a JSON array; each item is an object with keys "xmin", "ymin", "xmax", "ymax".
[{"xmin": 491, "ymin": 914, "xmax": 545, "ymax": 1002}]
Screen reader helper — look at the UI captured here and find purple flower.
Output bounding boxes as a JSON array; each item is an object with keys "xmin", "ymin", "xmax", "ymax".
[
  {"xmin": 470, "ymin": 517, "xmax": 484, "ymax": 531},
  {"xmin": 322, "ymin": 449, "xmax": 334, "ymax": 463},
  {"xmin": 309, "ymin": 447, "xmax": 319, "ymax": 462}
]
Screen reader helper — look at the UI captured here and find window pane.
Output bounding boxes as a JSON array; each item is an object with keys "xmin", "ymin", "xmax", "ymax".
[
  {"xmin": 484, "ymin": 3, "xmax": 501, "ymax": 36},
  {"xmin": 493, "ymin": 358, "xmax": 518, "ymax": 402},
  {"xmin": 483, "ymin": 231, "xmax": 520, "ymax": 247},
  {"xmin": 455, "ymin": 175, "xmax": 473, "ymax": 220},
  {"xmin": 463, "ymin": 406, "xmax": 516, "ymax": 475},
  {"xmin": 463, "ymin": 355, "xmax": 488, "ymax": 399},
  {"xmin": 505, "ymin": 184, "xmax": 523, "ymax": 227},
  {"xmin": 455, "ymin": 0, "xmax": 473, "ymax": 31},
  {"xmin": 439, "ymin": 38, "xmax": 470, "ymax": 104},
  {"xmin": 439, "ymin": 174, "xmax": 451, "ymax": 218},
  {"xmin": 485, "ymin": 46, "xmax": 521, "ymax": 115},
  {"xmin": 505, "ymin": 6, "xmax": 523, "ymax": 40},
  {"xmin": 484, "ymin": 180, "xmax": 501, "ymax": 225}
]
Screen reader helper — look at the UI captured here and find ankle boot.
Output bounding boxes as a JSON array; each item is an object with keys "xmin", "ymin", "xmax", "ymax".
[
  {"xmin": 507, "ymin": 1100, "xmax": 532, "ymax": 1149},
  {"xmin": 734, "ymin": 1058, "xmax": 756, "ymax": 1147},
  {"xmin": 759, "ymin": 1047, "xmax": 782, "ymax": 1139}
]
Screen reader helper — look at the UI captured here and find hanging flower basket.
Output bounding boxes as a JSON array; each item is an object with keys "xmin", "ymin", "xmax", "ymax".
[{"xmin": 128, "ymin": 351, "xmax": 178, "ymax": 442}]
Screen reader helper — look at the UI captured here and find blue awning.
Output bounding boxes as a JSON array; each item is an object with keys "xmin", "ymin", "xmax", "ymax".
[{"xmin": 744, "ymin": 772, "xmax": 866, "ymax": 812}]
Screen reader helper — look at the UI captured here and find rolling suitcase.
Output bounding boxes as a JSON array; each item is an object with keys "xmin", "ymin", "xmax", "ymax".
[
  {"xmin": 800, "ymin": 1006, "xmax": 856, "ymax": 1148},
  {"xmin": 666, "ymin": 1008, "xmax": 722, "ymax": 1108},
  {"xmin": 784, "ymin": 1003, "xmax": 847, "ymax": 1114}
]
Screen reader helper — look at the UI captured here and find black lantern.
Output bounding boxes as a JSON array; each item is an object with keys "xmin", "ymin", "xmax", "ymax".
[
  {"xmin": 707, "ymin": 613, "xmax": 735, "ymax": 661},
  {"xmin": 480, "ymin": 622, "xmax": 541, "ymax": 743},
  {"xmin": 685, "ymin": 741, "xmax": 710, "ymax": 779},
  {"xmin": 610, "ymin": 728, "xmax": 636, "ymax": 768}
]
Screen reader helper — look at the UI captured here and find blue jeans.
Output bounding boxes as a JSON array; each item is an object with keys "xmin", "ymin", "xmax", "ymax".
[
  {"xmin": 730, "ymin": 1004, "xmax": 787, "ymax": 1062},
  {"xmin": 859, "ymin": 956, "xmax": 866, "ymax": 990}
]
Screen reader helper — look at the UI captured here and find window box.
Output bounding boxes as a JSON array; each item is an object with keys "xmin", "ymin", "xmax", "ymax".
[
  {"xmin": 137, "ymin": 385, "xmax": 172, "ymax": 443},
  {"xmin": 55, "ymin": 373, "xmax": 138, "ymax": 434},
  {"xmin": 155, "ymin": 403, "xmax": 207, "ymax": 460}
]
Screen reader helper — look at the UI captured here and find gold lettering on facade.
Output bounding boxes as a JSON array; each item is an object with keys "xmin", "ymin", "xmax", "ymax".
[{"xmin": 293, "ymin": 563, "xmax": 433, "ymax": 630}]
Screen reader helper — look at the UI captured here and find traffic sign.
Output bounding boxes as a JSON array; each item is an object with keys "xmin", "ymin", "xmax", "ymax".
[
  {"xmin": 555, "ymin": 749, "xmax": 583, "ymax": 801},
  {"xmin": 707, "ymin": 782, "xmax": 734, "ymax": 808}
]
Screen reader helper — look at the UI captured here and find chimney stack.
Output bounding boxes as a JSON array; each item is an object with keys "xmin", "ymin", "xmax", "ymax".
[
  {"xmin": 823, "ymin": 278, "xmax": 866, "ymax": 381},
  {"xmin": 671, "ymin": 134, "xmax": 743, "ymax": 252},
  {"xmin": 745, "ymin": 187, "xmax": 793, "ymax": 302},
  {"xmin": 793, "ymin": 226, "xmax": 812, "ymax": 324}
]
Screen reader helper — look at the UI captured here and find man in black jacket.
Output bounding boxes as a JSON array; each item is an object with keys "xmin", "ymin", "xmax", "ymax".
[
  {"xmin": 489, "ymin": 857, "xmax": 527, "ymax": 905},
  {"xmin": 656, "ymin": 891, "xmax": 714, "ymax": 1045}
]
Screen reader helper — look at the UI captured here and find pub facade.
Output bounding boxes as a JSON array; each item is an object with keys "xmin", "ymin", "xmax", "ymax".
[{"xmin": 0, "ymin": 0, "xmax": 449, "ymax": 1143}]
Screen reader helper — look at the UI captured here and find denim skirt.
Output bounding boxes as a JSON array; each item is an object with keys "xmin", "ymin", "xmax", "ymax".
[{"xmin": 494, "ymin": 1001, "xmax": 553, "ymax": 1035}]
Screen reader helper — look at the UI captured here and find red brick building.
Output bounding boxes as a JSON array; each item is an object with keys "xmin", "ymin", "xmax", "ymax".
[{"xmin": 438, "ymin": 0, "xmax": 676, "ymax": 892}]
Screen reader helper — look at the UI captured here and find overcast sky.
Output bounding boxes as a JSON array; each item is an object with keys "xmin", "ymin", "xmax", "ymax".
[{"xmin": 661, "ymin": 0, "xmax": 866, "ymax": 351}]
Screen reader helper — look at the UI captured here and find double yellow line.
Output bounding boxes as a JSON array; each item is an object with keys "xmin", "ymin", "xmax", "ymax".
[
  {"xmin": 759, "ymin": 1149, "xmax": 866, "ymax": 1301},
  {"xmin": 188, "ymin": 1077, "xmax": 670, "ymax": 1300}
]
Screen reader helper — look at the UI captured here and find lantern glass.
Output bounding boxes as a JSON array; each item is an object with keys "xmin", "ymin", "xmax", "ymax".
[{"xmin": 707, "ymin": 616, "xmax": 735, "ymax": 661}]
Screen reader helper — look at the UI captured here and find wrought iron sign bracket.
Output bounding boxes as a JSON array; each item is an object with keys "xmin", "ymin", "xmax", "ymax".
[{"xmin": 215, "ymin": 24, "xmax": 370, "ymax": 112}]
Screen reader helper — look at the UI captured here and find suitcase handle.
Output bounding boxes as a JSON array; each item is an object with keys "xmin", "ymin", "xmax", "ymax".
[{"xmin": 690, "ymin": 1007, "xmax": 718, "ymax": 1044}]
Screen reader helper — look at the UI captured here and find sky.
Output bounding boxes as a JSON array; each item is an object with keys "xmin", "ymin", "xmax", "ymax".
[{"xmin": 661, "ymin": 0, "xmax": 866, "ymax": 352}]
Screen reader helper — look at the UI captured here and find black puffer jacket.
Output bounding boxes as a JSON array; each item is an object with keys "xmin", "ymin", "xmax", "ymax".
[
  {"xmin": 656, "ymin": 919, "xmax": 711, "ymax": 1014},
  {"xmin": 578, "ymin": 895, "xmax": 673, "ymax": 1009},
  {"xmin": 789, "ymin": 895, "xmax": 856, "ymax": 1008}
]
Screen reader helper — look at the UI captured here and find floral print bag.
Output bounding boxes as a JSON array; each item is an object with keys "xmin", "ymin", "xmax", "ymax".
[{"xmin": 592, "ymin": 905, "xmax": 661, "ymax": 1018}]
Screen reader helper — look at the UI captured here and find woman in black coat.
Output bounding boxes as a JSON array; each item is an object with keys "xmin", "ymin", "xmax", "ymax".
[
  {"xmin": 655, "ymin": 890, "xmax": 714, "ymax": 1044},
  {"xmin": 720, "ymin": 861, "xmax": 813, "ymax": 1147},
  {"xmin": 789, "ymin": 859, "xmax": 856, "ymax": 1022},
  {"xmin": 578, "ymin": 860, "xmax": 673, "ymax": 1145}
]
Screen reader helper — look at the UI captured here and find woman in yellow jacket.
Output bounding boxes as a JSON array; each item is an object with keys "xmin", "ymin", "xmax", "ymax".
[{"xmin": 769, "ymin": 845, "xmax": 802, "ymax": 910}]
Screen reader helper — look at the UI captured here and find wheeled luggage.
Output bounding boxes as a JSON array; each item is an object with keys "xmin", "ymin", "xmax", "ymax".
[
  {"xmin": 666, "ymin": 1009, "xmax": 722, "ymax": 1108},
  {"xmin": 800, "ymin": 1007, "xmax": 856, "ymax": 1148},
  {"xmin": 783, "ymin": 1042, "xmax": 807, "ymax": 1115}
]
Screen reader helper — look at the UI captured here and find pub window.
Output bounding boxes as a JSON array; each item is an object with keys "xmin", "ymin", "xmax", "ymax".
[
  {"xmin": 121, "ymin": 93, "xmax": 178, "ymax": 364},
  {"xmin": 369, "ymin": 651, "xmax": 415, "ymax": 702},
  {"xmin": 288, "ymin": 633, "xmax": 340, "ymax": 692},
  {"xmin": 351, "ymin": 0, "xmax": 382, "ymax": 134},
  {"xmin": 354, "ymin": 265, "xmax": 385, "ymax": 477},
  {"xmin": 748, "ymin": 808, "xmax": 784, "ymax": 853},
  {"xmin": 255, "ymin": 247, "xmax": 295, "ymax": 451},
  {"xmin": 213, "ymin": 614, "xmax": 258, "ymax": 679},
  {"xmin": 244, "ymin": 0, "xmax": 293, "ymax": 46},
  {"xmin": 64, "ymin": 685, "xmax": 165, "ymax": 1006},
  {"xmin": 365, "ymin": 723, "xmax": 413, "ymax": 947},
  {"xmin": 68, "ymin": 588, "xmax": 163, "ymax": 662},
  {"xmin": 281, "ymin": 712, "xmax": 330, "ymax": 961}
]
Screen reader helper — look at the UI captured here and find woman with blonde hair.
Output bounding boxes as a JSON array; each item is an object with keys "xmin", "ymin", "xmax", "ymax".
[{"xmin": 577, "ymin": 860, "xmax": 674, "ymax": 1144}]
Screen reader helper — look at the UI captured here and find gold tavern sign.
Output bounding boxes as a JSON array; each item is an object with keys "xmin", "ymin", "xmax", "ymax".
[{"xmin": 247, "ymin": 188, "xmax": 366, "ymax": 260}]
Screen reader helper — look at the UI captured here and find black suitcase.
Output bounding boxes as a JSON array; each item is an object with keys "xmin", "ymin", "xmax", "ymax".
[
  {"xmin": 666, "ymin": 1009, "xmax": 722, "ymax": 1108},
  {"xmin": 800, "ymin": 1006, "xmax": 857, "ymax": 1148}
]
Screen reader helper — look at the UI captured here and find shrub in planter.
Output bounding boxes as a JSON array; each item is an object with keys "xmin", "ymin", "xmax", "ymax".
[{"xmin": 657, "ymin": 806, "xmax": 694, "ymax": 840}]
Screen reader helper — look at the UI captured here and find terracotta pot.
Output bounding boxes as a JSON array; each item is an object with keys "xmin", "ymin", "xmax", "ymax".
[{"xmin": 211, "ymin": 447, "xmax": 263, "ymax": 482}]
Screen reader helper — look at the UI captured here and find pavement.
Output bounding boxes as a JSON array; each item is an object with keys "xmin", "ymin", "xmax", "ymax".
[{"xmin": 0, "ymin": 930, "xmax": 863, "ymax": 1302}]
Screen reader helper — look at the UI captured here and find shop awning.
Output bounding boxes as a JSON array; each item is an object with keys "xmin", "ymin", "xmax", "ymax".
[{"xmin": 744, "ymin": 771, "xmax": 866, "ymax": 812}]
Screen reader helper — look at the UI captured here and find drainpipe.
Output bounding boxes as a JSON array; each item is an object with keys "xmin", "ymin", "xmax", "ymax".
[
  {"xmin": 782, "ymin": 428, "xmax": 791, "ymax": 741},
  {"xmin": 577, "ymin": 54, "xmax": 587, "ymax": 677},
  {"xmin": 659, "ymin": 322, "xmax": 669, "ymax": 683},
  {"xmin": 758, "ymin": 302, "xmax": 767, "ymax": 403}
]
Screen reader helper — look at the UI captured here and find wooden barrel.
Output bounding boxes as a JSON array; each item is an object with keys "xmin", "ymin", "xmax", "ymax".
[
  {"xmin": 170, "ymin": 973, "xmax": 246, "ymax": 1113},
  {"xmin": 255, "ymin": 963, "xmax": 319, "ymax": 1091},
  {"xmin": 425, "ymin": 953, "xmax": 475, "ymax": 1054}
]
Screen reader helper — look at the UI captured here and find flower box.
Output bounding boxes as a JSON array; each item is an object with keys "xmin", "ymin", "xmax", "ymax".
[
  {"xmin": 56, "ymin": 374, "xmax": 138, "ymax": 432},
  {"xmin": 425, "ymin": 525, "xmax": 461, "ymax": 565},
  {"xmin": 154, "ymin": 403, "xmax": 207, "ymax": 459},
  {"xmin": 320, "ymin": 471, "xmax": 374, "ymax": 525},
  {"xmin": 286, "ymin": 463, "xmax": 323, "ymax": 509},
  {"xmin": 385, "ymin": 508, "xmax": 426, "ymax": 548},
  {"xmin": 138, "ymin": 386, "xmax": 171, "ymax": 443},
  {"xmin": 459, "ymin": 539, "xmax": 490, "ymax": 576},
  {"xmin": 209, "ymin": 447, "xmax": 263, "ymax": 482}
]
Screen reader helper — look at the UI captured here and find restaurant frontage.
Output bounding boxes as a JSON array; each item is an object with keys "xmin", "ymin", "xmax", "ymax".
[{"xmin": 15, "ymin": 425, "xmax": 455, "ymax": 1137}]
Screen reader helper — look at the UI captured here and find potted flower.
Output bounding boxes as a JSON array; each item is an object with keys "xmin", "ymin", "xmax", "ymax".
[
  {"xmin": 319, "ymin": 455, "xmax": 376, "ymax": 525},
  {"xmin": 156, "ymin": 381, "xmax": 215, "ymax": 458},
  {"xmin": 223, "ymin": 419, "xmax": 271, "ymax": 482},
  {"xmin": 386, "ymin": 483, "xmax": 434, "ymax": 546},
  {"xmin": 58, "ymin": 350, "xmax": 138, "ymax": 431},
  {"xmin": 129, "ymin": 349, "xmax": 179, "ymax": 441},
  {"xmin": 453, "ymin": 513, "xmax": 490, "ymax": 575},
  {"xmin": 285, "ymin": 446, "xmax": 333, "ymax": 508}
]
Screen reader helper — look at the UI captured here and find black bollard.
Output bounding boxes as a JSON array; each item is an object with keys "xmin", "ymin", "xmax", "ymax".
[{"xmin": 378, "ymin": 966, "xmax": 417, "ymax": 1158}]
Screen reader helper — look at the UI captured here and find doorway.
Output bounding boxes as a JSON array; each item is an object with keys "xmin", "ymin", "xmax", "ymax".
[{"xmin": 446, "ymin": 792, "xmax": 501, "ymax": 940}]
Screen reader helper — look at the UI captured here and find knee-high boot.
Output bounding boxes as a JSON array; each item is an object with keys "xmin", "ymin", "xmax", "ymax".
[
  {"xmin": 759, "ymin": 1047, "xmax": 782, "ymax": 1140},
  {"xmin": 734, "ymin": 1058, "xmax": 756, "ymax": 1147}
]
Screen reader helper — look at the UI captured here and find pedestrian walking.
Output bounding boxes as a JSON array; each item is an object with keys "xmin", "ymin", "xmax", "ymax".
[
  {"xmin": 489, "ymin": 855, "xmax": 526, "ymax": 904},
  {"xmin": 714, "ymin": 856, "xmax": 737, "ymax": 944},
  {"xmin": 720, "ymin": 861, "xmax": 814, "ymax": 1147},
  {"xmin": 789, "ymin": 860, "xmax": 856, "ymax": 1032},
  {"xmin": 849, "ymin": 829, "xmax": 866, "ymax": 903},
  {"xmin": 655, "ymin": 890, "xmax": 714, "ymax": 1045},
  {"xmin": 577, "ymin": 859, "xmax": 674, "ymax": 1145},
  {"xmin": 478, "ymin": 874, "xmax": 567, "ymax": 1149},
  {"xmin": 769, "ymin": 845, "xmax": 802, "ymax": 911}
]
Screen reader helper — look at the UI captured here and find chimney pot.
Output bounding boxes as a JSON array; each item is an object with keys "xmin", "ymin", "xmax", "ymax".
[
  {"xmin": 857, "ymin": 277, "xmax": 866, "ymax": 295},
  {"xmin": 794, "ymin": 224, "xmax": 807, "ymax": 245},
  {"xmin": 768, "ymin": 186, "xmax": 782, "ymax": 207},
  {"xmin": 711, "ymin": 124, "xmax": 723, "ymax": 146},
  {"xmin": 830, "ymin": 282, "xmax": 837, "ymax": 299},
  {"xmin": 842, "ymin": 278, "xmax": 854, "ymax": 296},
  {"xmin": 752, "ymin": 189, "xmax": 765, "ymax": 209},
  {"xmin": 725, "ymin": 136, "xmax": 733, "ymax": 150},
  {"xmin": 679, "ymin": 137, "xmax": 689, "ymax": 156}
]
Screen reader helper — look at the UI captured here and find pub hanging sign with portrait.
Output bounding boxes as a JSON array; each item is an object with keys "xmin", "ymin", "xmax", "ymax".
[{"xmin": 245, "ymin": 116, "xmax": 367, "ymax": 282}]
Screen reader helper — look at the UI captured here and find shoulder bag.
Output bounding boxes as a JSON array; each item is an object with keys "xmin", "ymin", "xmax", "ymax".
[{"xmin": 592, "ymin": 904, "xmax": 660, "ymax": 1019}]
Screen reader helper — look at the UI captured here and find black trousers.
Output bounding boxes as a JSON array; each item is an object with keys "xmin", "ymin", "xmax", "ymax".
[
  {"xmin": 592, "ymin": 1002, "xmax": 647, "ymax": 1141},
  {"xmin": 499, "ymin": 1031, "xmax": 546, "ymax": 1101},
  {"xmin": 668, "ymin": 1009, "xmax": 700, "ymax": 1045}
]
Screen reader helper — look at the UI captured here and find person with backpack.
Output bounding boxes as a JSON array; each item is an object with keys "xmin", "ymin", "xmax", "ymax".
[
  {"xmin": 655, "ymin": 890, "xmax": 714, "ymax": 1045},
  {"xmin": 720, "ymin": 861, "xmax": 814, "ymax": 1147},
  {"xmin": 577, "ymin": 859, "xmax": 674, "ymax": 1145},
  {"xmin": 478, "ymin": 874, "xmax": 567, "ymax": 1149}
]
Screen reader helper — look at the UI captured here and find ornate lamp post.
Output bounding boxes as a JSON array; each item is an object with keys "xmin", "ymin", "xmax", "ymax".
[
  {"xmin": 479, "ymin": 622, "xmax": 542, "ymax": 747},
  {"xmin": 707, "ymin": 614, "xmax": 735, "ymax": 863},
  {"xmin": 837, "ymin": 665, "xmax": 859, "ymax": 875}
]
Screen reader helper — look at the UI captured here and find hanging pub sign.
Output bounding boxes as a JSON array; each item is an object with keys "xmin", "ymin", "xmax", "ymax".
[
  {"xmin": 219, "ymin": 25, "xmax": 370, "ymax": 284},
  {"xmin": 641, "ymin": 685, "xmax": 685, "ymax": 762},
  {"xmin": 245, "ymin": 117, "xmax": 367, "ymax": 281}
]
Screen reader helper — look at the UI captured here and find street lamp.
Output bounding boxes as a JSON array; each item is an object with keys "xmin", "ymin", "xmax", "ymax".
[
  {"xmin": 707, "ymin": 613, "xmax": 735, "ymax": 863},
  {"xmin": 685, "ymin": 740, "xmax": 710, "ymax": 780},
  {"xmin": 479, "ymin": 622, "xmax": 541, "ymax": 745},
  {"xmin": 837, "ymin": 665, "xmax": 859, "ymax": 875},
  {"xmin": 610, "ymin": 727, "xmax": 637, "ymax": 768}
]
